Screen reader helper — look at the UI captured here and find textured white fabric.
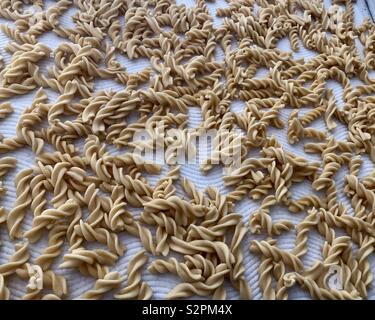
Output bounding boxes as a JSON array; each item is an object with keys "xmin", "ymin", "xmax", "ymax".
[{"xmin": 0, "ymin": 0, "xmax": 374, "ymax": 300}]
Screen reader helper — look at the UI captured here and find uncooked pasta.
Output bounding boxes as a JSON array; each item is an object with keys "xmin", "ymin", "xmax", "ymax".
[{"xmin": 0, "ymin": 0, "xmax": 374, "ymax": 301}]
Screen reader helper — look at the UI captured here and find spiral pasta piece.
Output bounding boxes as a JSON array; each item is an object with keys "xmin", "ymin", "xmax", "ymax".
[
  {"xmin": 81, "ymin": 271, "xmax": 122, "ymax": 300},
  {"xmin": 0, "ymin": 241, "xmax": 29, "ymax": 276},
  {"xmin": 114, "ymin": 250, "xmax": 152, "ymax": 300},
  {"xmin": 7, "ymin": 168, "xmax": 33, "ymax": 239}
]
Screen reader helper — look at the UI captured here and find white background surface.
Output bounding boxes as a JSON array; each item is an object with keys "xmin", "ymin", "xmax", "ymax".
[{"xmin": 0, "ymin": 0, "xmax": 374, "ymax": 299}]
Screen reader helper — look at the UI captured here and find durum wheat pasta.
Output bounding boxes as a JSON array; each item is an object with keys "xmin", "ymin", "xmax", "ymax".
[{"xmin": 0, "ymin": 0, "xmax": 374, "ymax": 300}]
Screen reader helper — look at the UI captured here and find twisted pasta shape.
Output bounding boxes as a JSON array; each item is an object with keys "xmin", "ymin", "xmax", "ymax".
[{"xmin": 114, "ymin": 250, "xmax": 152, "ymax": 300}]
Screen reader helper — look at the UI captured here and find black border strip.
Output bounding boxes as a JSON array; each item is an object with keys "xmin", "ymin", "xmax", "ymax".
[{"xmin": 0, "ymin": 300, "xmax": 366, "ymax": 319}]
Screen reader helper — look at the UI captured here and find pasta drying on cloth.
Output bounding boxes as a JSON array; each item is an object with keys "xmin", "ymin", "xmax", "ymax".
[{"xmin": 0, "ymin": 0, "xmax": 374, "ymax": 300}]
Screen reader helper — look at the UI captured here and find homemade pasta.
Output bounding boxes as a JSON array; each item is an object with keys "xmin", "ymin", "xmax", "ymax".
[{"xmin": 0, "ymin": 0, "xmax": 374, "ymax": 300}]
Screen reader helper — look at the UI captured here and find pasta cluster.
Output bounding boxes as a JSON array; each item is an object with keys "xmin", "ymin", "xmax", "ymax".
[{"xmin": 0, "ymin": 0, "xmax": 374, "ymax": 300}]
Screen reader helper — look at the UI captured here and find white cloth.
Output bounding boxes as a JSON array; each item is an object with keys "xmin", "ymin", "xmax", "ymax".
[{"xmin": 0, "ymin": 0, "xmax": 374, "ymax": 300}]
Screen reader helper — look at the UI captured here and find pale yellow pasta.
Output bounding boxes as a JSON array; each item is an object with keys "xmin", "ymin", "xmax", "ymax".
[
  {"xmin": 0, "ymin": 102, "xmax": 13, "ymax": 119},
  {"xmin": 7, "ymin": 168, "xmax": 33, "ymax": 239},
  {"xmin": 114, "ymin": 250, "xmax": 152, "ymax": 300},
  {"xmin": 0, "ymin": 0, "xmax": 373, "ymax": 301},
  {"xmin": 81, "ymin": 271, "xmax": 122, "ymax": 300},
  {"xmin": 0, "ymin": 241, "xmax": 29, "ymax": 276},
  {"xmin": 0, "ymin": 275, "xmax": 10, "ymax": 300}
]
